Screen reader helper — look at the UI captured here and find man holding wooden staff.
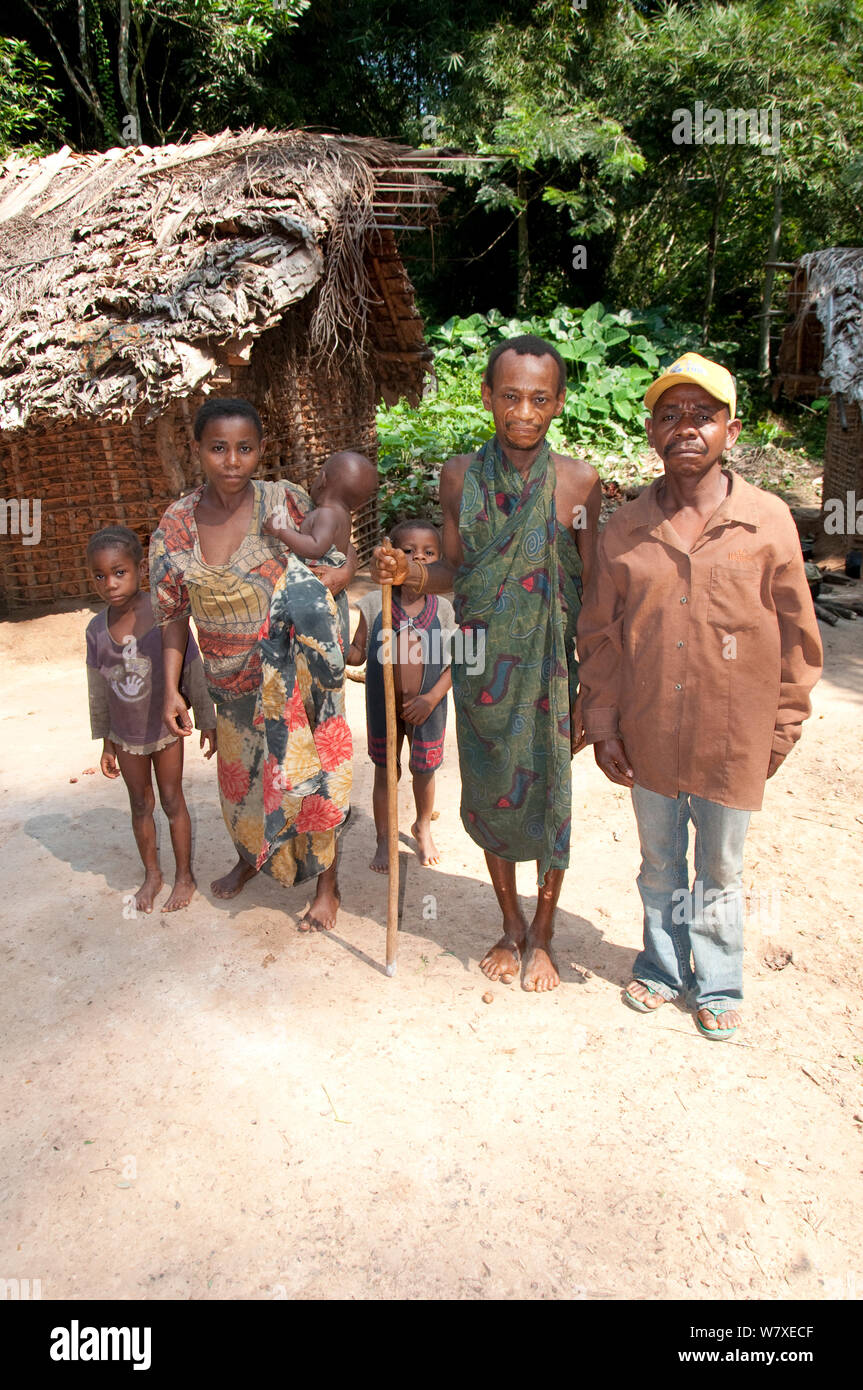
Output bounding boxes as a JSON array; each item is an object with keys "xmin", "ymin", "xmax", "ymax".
[{"xmin": 372, "ymin": 335, "xmax": 600, "ymax": 991}]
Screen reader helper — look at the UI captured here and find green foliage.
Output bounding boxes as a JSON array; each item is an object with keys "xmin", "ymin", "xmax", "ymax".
[
  {"xmin": 439, "ymin": 3, "xmax": 645, "ymax": 306},
  {"xmin": 599, "ymin": 0, "xmax": 863, "ymax": 350},
  {"xmin": 375, "ymin": 302, "xmax": 705, "ymax": 526},
  {"xmin": 0, "ymin": 36, "xmax": 63, "ymax": 155}
]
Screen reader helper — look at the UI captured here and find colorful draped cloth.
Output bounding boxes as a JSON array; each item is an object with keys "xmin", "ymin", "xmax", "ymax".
[
  {"xmin": 149, "ymin": 480, "xmax": 349, "ymax": 886},
  {"xmin": 255, "ymin": 555, "xmax": 351, "ymax": 883},
  {"xmin": 453, "ymin": 437, "xmax": 583, "ymax": 883}
]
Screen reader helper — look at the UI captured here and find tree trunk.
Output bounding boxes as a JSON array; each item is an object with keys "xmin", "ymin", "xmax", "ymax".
[
  {"xmin": 516, "ymin": 169, "xmax": 530, "ymax": 313},
  {"xmin": 758, "ymin": 178, "xmax": 783, "ymax": 378},
  {"xmin": 118, "ymin": 0, "xmax": 140, "ymax": 143},
  {"xmin": 701, "ymin": 198, "xmax": 720, "ymax": 346},
  {"xmin": 701, "ymin": 163, "xmax": 728, "ymax": 346}
]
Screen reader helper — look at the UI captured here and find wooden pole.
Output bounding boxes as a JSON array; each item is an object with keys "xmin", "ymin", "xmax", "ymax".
[{"xmin": 380, "ymin": 553, "xmax": 400, "ymax": 976}]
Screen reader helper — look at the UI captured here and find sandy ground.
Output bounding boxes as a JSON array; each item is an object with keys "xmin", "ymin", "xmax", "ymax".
[{"xmin": 1, "ymin": 586, "xmax": 862, "ymax": 1303}]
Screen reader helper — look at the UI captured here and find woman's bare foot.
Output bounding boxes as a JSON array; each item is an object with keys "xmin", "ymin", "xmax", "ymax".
[
  {"xmin": 211, "ymin": 857, "xmax": 256, "ymax": 899},
  {"xmin": 134, "ymin": 871, "xmax": 163, "ymax": 914},
  {"xmin": 369, "ymin": 838, "xmax": 389, "ymax": 873},
  {"xmin": 299, "ymin": 883, "xmax": 341, "ymax": 932},
  {"xmin": 624, "ymin": 980, "xmax": 667, "ymax": 1012},
  {"xmin": 162, "ymin": 873, "xmax": 196, "ymax": 912},
  {"xmin": 522, "ymin": 944, "xmax": 560, "ymax": 992},
  {"xmin": 411, "ymin": 820, "xmax": 440, "ymax": 866}
]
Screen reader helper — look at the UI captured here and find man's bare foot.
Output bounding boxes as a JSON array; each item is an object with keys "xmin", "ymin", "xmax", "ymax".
[
  {"xmin": 134, "ymin": 871, "xmax": 163, "ymax": 914},
  {"xmin": 162, "ymin": 873, "xmax": 196, "ymax": 912},
  {"xmin": 624, "ymin": 980, "xmax": 667, "ymax": 1012},
  {"xmin": 480, "ymin": 933, "xmax": 523, "ymax": 985},
  {"xmin": 522, "ymin": 944, "xmax": 560, "ymax": 992},
  {"xmin": 369, "ymin": 838, "xmax": 389, "ymax": 873},
  {"xmin": 211, "ymin": 857, "xmax": 256, "ymax": 899},
  {"xmin": 411, "ymin": 820, "xmax": 440, "ymax": 866},
  {"xmin": 299, "ymin": 884, "xmax": 341, "ymax": 932}
]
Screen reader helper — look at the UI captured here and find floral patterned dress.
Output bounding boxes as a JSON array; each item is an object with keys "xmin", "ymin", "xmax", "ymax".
[{"xmin": 149, "ymin": 479, "xmax": 352, "ymax": 886}]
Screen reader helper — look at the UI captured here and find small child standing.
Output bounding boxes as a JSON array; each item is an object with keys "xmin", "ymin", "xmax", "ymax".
[
  {"xmin": 85, "ymin": 525, "xmax": 216, "ymax": 913},
  {"xmin": 348, "ymin": 520, "xmax": 454, "ymax": 871},
  {"xmin": 263, "ymin": 449, "xmax": 378, "ymax": 653}
]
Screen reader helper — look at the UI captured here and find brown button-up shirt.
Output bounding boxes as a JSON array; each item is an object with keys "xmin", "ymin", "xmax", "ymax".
[{"xmin": 576, "ymin": 470, "xmax": 823, "ymax": 810}]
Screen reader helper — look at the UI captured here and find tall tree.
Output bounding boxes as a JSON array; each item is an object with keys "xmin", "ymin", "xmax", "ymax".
[
  {"xmin": 18, "ymin": 0, "xmax": 310, "ymax": 148},
  {"xmin": 438, "ymin": 1, "xmax": 644, "ymax": 310},
  {"xmin": 600, "ymin": 0, "xmax": 863, "ymax": 364}
]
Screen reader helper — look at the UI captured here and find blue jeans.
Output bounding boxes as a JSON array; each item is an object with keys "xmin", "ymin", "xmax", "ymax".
[{"xmin": 630, "ymin": 785, "xmax": 751, "ymax": 1008}]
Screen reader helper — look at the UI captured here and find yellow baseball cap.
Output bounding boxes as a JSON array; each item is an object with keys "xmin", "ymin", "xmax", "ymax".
[{"xmin": 644, "ymin": 352, "xmax": 737, "ymax": 419}]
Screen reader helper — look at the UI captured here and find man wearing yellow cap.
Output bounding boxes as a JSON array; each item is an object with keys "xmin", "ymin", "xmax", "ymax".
[{"xmin": 576, "ymin": 353, "xmax": 822, "ymax": 1040}]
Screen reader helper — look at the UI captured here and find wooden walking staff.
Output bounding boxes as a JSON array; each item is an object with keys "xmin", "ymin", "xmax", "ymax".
[{"xmin": 379, "ymin": 539, "xmax": 400, "ymax": 976}]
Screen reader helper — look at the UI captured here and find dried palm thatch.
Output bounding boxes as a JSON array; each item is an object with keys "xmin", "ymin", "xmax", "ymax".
[
  {"xmin": 799, "ymin": 249, "xmax": 863, "ymax": 404},
  {"xmin": 0, "ymin": 128, "xmax": 444, "ymax": 429},
  {"xmin": 774, "ymin": 248, "xmax": 863, "ymax": 403}
]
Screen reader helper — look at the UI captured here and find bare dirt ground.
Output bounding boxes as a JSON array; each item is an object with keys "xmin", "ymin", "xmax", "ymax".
[{"xmin": 1, "ymin": 585, "xmax": 861, "ymax": 1302}]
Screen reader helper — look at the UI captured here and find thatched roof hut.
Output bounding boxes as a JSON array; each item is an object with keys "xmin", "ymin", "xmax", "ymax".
[
  {"xmin": 0, "ymin": 129, "xmax": 446, "ymax": 608},
  {"xmin": 774, "ymin": 248, "xmax": 863, "ymax": 543}
]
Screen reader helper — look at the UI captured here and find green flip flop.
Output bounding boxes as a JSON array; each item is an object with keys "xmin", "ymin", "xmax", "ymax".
[
  {"xmin": 696, "ymin": 1002, "xmax": 740, "ymax": 1041},
  {"xmin": 623, "ymin": 980, "xmax": 667, "ymax": 1014}
]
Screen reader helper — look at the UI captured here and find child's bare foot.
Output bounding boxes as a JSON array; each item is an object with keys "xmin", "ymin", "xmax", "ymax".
[
  {"xmin": 369, "ymin": 838, "xmax": 389, "ymax": 873},
  {"xmin": 299, "ymin": 884, "xmax": 341, "ymax": 931},
  {"xmin": 162, "ymin": 873, "xmax": 196, "ymax": 912},
  {"xmin": 211, "ymin": 856, "xmax": 256, "ymax": 899},
  {"xmin": 411, "ymin": 820, "xmax": 440, "ymax": 866},
  {"xmin": 134, "ymin": 871, "xmax": 163, "ymax": 914}
]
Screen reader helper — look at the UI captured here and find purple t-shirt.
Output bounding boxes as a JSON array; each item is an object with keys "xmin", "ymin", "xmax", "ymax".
[{"xmin": 85, "ymin": 612, "xmax": 208, "ymax": 751}]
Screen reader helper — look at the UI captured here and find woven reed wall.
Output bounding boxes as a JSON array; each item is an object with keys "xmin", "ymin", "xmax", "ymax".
[
  {"xmin": 0, "ymin": 309, "xmax": 382, "ymax": 610},
  {"xmin": 822, "ymin": 396, "xmax": 863, "ymax": 539}
]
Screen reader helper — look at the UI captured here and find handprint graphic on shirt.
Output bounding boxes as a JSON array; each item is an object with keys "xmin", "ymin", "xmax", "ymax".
[
  {"xmin": 107, "ymin": 654, "xmax": 151, "ymax": 702},
  {"xmin": 118, "ymin": 671, "xmax": 145, "ymax": 698}
]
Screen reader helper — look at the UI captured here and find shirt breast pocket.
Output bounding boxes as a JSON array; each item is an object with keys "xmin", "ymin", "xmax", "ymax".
[{"xmin": 707, "ymin": 565, "xmax": 761, "ymax": 632}]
